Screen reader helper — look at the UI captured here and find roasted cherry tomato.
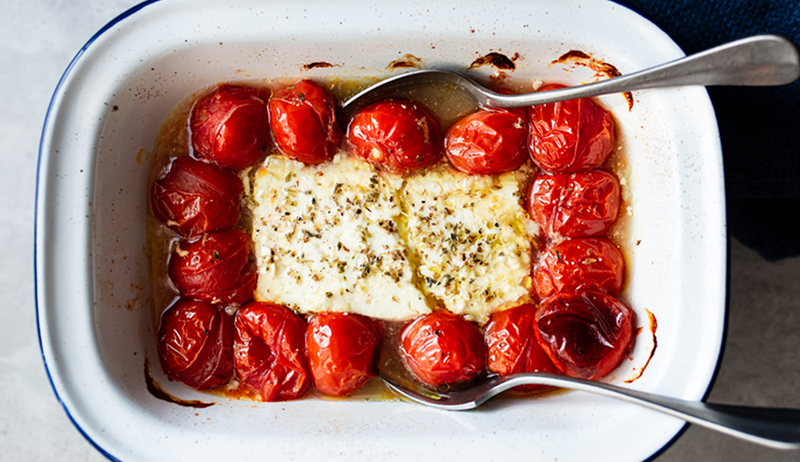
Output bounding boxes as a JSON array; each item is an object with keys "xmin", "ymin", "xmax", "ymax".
[
  {"xmin": 347, "ymin": 100, "xmax": 443, "ymax": 173},
  {"xmin": 233, "ymin": 301, "xmax": 310, "ymax": 401},
  {"xmin": 151, "ymin": 156, "xmax": 244, "ymax": 237},
  {"xmin": 484, "ymin": 304, "xmax": 559, "ymax": 393},
  {"xmin": 527, "ymin": 84, "xmax": 615, "ymax": 173},
  {"xmin": 157, "ymin": 299, "xmax": 234, "ymax": 390},
  {"xmin": 306, "ymin": 312, "xmax": 383, "ymax": 397},
  {"xmin": 400, "ymin": 311, "xmax": 486, "ymax": 388},
  {"xmin": 443, "ymin": 107, "xmax": 527, "ymax": 174},
  {"xmin": 533, "ymin": 237, "xmax": 625, "ymax": 301},
  {"xmin": 168, "ymin": 228, "xmax": 257, "ymax": 305},
  {"xmin": 535, "ymin": 291, "xmax": 633, "ymax": 380},
  {"xmin": 190, "ymin": 84, "xmax": 270, "ymax": 171},
  {"xmin": 268, "ymin": 80, "xmax": 342, "ymax": 165},
  {"xmin": 528, "ymin": 169, "xmax": 620, "ymax": 238}
]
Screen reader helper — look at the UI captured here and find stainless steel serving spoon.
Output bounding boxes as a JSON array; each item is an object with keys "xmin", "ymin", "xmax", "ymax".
[
  {"xmin": 341, "ymin": 35, "xmax": 800, "ymax": 115},
  {"xmin": 381, "ymin": 372, "xmax": 800, "ymax": 450}
]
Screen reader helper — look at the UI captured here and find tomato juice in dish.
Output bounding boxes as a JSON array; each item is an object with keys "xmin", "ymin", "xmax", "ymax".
[{"xmin": 147, "ymin": 75, "xmax": 636, "ymax": 402}]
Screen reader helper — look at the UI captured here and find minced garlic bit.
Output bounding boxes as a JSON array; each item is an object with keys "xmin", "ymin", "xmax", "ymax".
[
  {"xmin": 402, "ymin": 165, "xmax": 535, "ymax": 323},
  {"xmin": 251, "ymin": 154, "xmax": 430, "ymax": 321}
]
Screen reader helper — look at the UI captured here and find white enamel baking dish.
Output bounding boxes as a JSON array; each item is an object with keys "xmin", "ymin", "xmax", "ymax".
[{"xmin": 35, "ymin": 0, "xmax": 727, "ymax": 460}]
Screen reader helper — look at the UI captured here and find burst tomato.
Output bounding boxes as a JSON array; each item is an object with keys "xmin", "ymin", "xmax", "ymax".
[
  {"xmin": 347, "ymin": 100, "xmax": 443, "ymax": 173},
  {"xmin": 190, "ymin": 84, "xmax": 270, "ymax": 171},
  {"xmin": 151, "ymin": 156, "xmax": 243, "ymax": 237},
  {"xmin": 306, "ymin": 312, "xmax": 383, "ymax": 397},
  {"xmin": 400, "ymin": 311, "xmax": 486, "ymax": 388},
  {"xmin": 444, "ymin": 107, "xmax": 527, "ymax": 174},
  {"xmin": 535, "ymin": 291, "xmax": 633, "ymax": 380},
  {"xmin": 484, "ymin": 304, "xmax": 559, "ymax": 393},
  {"xmin": 528, "ymin": 169, "xmax": 620, "ymax": 238},
  {"xmin": 533, "ymin": 237, "xmax": 625, "ymax": 301},
  {"xmin": 168, "ymin": 228, "xmax": 257, "ymax": 305},
  {"xmin": 157, "ymin": 299, "xmax": 234, "ymax": 390},
  {"xmin": 527, "ymin": 84, "xmax": 615, "ymax": 173},
  {"xmin": 268, "ymin": 80, "xmax": 342, "ymax": 165},
  {"xmin": 233, "ymin": 302, "xmax": 310, "ymax": 401}
]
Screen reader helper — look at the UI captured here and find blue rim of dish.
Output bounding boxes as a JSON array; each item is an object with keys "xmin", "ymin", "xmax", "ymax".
[
  {"xmin": 34, "ymin": 2, "xmax": 162, "ymax": 461},
  {"xmin": 32, "ymin": 1, "xmax": 728, "ymax": 461}
]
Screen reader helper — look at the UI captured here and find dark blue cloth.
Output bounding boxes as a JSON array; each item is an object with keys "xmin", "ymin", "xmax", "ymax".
[{"xmin": 614, "ymin": 0, "xmax": 800, "ymax": 261}]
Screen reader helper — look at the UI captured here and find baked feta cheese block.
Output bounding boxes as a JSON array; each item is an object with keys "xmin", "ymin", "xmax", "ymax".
[
  {"xmin": 250, "ymin": 154, "xmax": 430, "ymax": 321},
  {"xmin": 402, "ymin": 166, "xmax": 536, "ymax": 323}
]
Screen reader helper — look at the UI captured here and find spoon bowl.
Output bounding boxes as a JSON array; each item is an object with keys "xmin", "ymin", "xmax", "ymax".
[
  {"xmin": 341, "ymin": 35, "xmax": 799, "ymax": 117},
  {"xmin": 381, "ymin": 372, "xmax": 800, "ymax": 450}
]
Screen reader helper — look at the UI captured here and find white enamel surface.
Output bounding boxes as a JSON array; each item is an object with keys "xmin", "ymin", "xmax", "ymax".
[{"xmin": 35, "ymin": 1, "xmax": 726, "ymax": 461}]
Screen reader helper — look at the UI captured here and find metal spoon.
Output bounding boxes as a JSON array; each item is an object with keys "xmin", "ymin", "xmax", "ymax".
[
  {"xmin": 381, "ymin": 372, "xmax": 800, "ymax": 450},
  {"xmin": 341, "ymin": 35, "xmax": 799, "ymax": 116}
]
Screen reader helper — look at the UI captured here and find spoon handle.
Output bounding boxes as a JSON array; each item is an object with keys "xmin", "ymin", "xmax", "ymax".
[
  {"xmin": 487, "ymin": 35, "xmax": 800, "ymax": 107},
  {"xmin": 495, "ymin": 373, "xmax": 800, "ymax": 450}
]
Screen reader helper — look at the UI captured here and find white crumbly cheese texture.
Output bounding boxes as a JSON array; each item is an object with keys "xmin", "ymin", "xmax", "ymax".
[
  {"xmin": 251, "ymin": 154, "xmax": 430, "ymax": 321},
  {"xmin": 402, "ymin": 166, "xmax": 535, "ymax": 323}
]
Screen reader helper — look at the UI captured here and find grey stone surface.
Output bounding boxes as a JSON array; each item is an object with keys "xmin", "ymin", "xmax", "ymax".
[{"xmin": 3, "ymin": 0, "xmax": 798, "ymax": 460}]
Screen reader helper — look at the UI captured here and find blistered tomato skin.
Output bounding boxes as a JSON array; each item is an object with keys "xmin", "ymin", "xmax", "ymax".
[
  {"xmin": 168, "ymin": 228, "xmax": 257, "ymax": 305},
  {"xmin": 528, "ymin": 170, "xmax": 621, "ymax": 238},
  {"xmin": 347, "ymin": 100, "xmax": 443, "ymax": 173},
  {"xmin": 485, "ymin": 304, "xmax": 559, "ymax": 393},
  {"xmin": 190, "ymin": 84, "xmax": 270, "ymax": 171},
  {"xmin": 234, "ymin": 302, "xmax": 310, "ymax": 402},
  {"xmin": 306, "ymin": 312, "xmax": 383, "ymax": 397},
  {"xmin": 535, "ymin": 291, "xmax": 633, "ymax": 380},
  {"xmin": 151, "ymin": 156, "xmax": 244, "ymax": 237},
  {"xmin": 527, "ymin": 84, "xmax": 615, "ymax": 173},
  {"xmin": 444, "ymin": 107, "xmax": 528, "ymax": 174},
  {"xmin": 401, "ymin": 311, "xmax": 487, "ymax": 388},
  {"xmin": 533, "ymin": 237, "xmax": 625, "ymax": 301},
  {"xmin": 157, "ymin": 299, "xmax": 234, "ymax": 390},
  {"xmin": 268, "ymin": 80, "xmax": 342, "ymax": 165}
]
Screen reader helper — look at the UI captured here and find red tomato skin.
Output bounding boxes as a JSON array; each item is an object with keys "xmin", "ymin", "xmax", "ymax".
[
  {"xmin": 533, "ymin": 237, "xmax": 625, "ymax": 301},
  {"xmin": 535, "ymin": 291, "xmax": 634, "ymax": 380},
  {"xmin": 485, "ymin": 304, "xmax": 559, "ymax": 393},
  {"xmin": 168, "ymin": 228, "xmax": 257, "ymax": 305},
  {"xmin": 400, "ymin": 311, "xmax": 487, "ymax": 388},
  {"xmin": 346, "ymin": 100, "xmax": 443, "ymax": 173},
  {"xmin": 527, "ymin": 84, "xmax": 616, "ymax": 173},
  {"xmin": 157, "ymin": 299, "xmax": 234, "ymax": 390},
  {"xmin": 234, "ymin": 302, "xmax": 310, "ymax": 401},
  {"xmin": 528, "ymin": 170, "xmax": 621, "ymax": 238},
  {"xmin": 151, "ymin": 156, "xmax": 244, "ymax": 237},
  {"xmin": 306, "ymin": 312, "xmax": 383, "ymax": 397},
  {"xmin": 190, "ymin": 84, "xmax": 270, "ymax": 171},
  {"xmin": 444, "ymin": 108, "xmax": 528, "ymax": 174},
  {"xmin": 268, "ymin": 80, "xmax": 342, "ymax": 165}
]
